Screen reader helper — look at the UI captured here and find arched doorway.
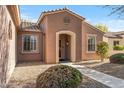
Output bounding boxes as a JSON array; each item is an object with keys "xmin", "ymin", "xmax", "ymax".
[
  {"xmin": 56, "ymin": 31, "xmax": 76, "ymax": 63},
  {"xmin": 59, "ymin": 34, "xmax": 71, "ymax": 61}
]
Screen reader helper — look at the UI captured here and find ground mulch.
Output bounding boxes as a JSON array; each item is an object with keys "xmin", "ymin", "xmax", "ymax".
[{"xmin": 7, "ymin": 62, "xmax": 108, "ymax": 88}]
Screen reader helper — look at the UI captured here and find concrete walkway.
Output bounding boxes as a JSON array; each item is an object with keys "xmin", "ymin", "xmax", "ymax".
[{"xmin": 62, "ymin": 63, "xmax": 124, "ymax": 88}]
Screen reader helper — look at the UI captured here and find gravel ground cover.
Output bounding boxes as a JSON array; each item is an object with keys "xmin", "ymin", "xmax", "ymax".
[
  {"xmin": 76, "ymin": 60, "xmax": 124, "ymax": 80},
  {"xmin": 7, "ymin": 62, "xmax": 108, "ymax": 88}
]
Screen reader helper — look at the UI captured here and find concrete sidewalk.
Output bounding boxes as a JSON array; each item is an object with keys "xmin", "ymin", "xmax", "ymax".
[{"xmin": 63, "ymin": 63, "xmax": 124, "ymax": 88}]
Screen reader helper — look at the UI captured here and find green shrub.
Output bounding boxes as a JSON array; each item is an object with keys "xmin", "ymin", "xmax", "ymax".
[
  {"xmin": 113, "ymin": 45, "xmax": 124, "ymax": 50},
  {"xmin": 96, "ymin": 41, "xmax": 109, "ymax": 62},
  {"xmin": 36, "ymin": 65, "xmax": 82, "ymax": 88},
  {"xmin": 110, "ymin": 53, "xmax": 124, "ymax": 63}
]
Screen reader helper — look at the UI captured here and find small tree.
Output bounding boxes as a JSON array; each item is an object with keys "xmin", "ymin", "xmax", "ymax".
[
  {"xmin": 95, "ymin": 24, "xmax": 108, "ymax": 32},
  {"xmin": 96, "ymin": 41, "xmax": 109, "ymax": 62}
]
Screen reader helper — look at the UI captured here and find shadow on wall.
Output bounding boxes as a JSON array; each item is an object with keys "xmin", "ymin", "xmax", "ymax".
[{"xmin": 0, "ymin": 6, "xmax": 10, "ymax": 87}]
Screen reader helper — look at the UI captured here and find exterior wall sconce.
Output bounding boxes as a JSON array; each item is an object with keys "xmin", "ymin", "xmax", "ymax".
[{"xmin": 66, "ymin": 41, "xmax": 69, "ymax": 46}]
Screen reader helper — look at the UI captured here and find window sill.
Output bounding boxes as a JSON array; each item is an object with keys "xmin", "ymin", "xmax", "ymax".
[
  {"xmin": 21, "ymin": 51, "xmax": 40, "ymax": 54},
  {"xmin": 86, "ymin": 51, "xmax": 96, "ymax": 53}
]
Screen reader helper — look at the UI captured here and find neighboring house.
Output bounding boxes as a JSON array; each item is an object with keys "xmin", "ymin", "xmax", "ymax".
[{"xmin": 104, "ymin": 31, "xmax": 124, "ymax": 55}]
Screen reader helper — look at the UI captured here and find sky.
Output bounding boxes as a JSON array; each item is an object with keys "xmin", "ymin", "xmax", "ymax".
[{"xmin": 20, "ymin": 5, "xmax": 124, "ymax": 32}]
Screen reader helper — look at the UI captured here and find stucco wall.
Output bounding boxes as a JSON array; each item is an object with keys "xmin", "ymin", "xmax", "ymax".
[
  {"xmin": 104, "ymin": 37, "xmax": 124, "ymax": 56},
  {"xmin": 0, "ymin": 6, "xmax": 16, "ymax": 86},
  {"xmin": 82, "ymin": 22, "xmax": 104, "ymax": 60},
  {"xmin": 17, "ymin": 31, "xmax": 44, "ymax": 62},
  {"xmin": 39, "ymin": 16, "xmax": 47, "ymax": 62},
  {"xmin": 44, "ymin": 11, "xmax": 82, "ymax": 63},
  {"xmin": 109, "ymin": 38, "xmax": 121, "ymax": 50}
]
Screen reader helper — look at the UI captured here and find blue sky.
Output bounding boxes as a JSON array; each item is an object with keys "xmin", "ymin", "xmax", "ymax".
[{"xmin": 20, "ymin": 5, "xmax": 124, "ymax": 32}]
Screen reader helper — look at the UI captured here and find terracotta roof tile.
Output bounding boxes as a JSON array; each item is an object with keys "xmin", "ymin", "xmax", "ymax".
[
  {"xmin": 104, "ymin": 32, "xmax": 124, "ymax": 38},
  {"xmin": 37, "ymin": 7, "xmax": 85, "ymax": 24},
  {"xmin": 20, "ymin": 20, "xmax": 40, "ymax": 32}
]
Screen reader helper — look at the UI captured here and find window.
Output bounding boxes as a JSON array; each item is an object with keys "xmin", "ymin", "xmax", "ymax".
[
  {"xmin": 22, "ymin": 35, "xmax": 38, "ymax": 53},
  {"xmin": 8, "ymin": 21, "xmax": 12, "ymax": 40},
  {"xmin": 113, "ymin": 41, "xmax": 119, "ymax": 46},
  {"xmin": 88, "ymin": 35, "xmax": 96, "ymax": 52}
]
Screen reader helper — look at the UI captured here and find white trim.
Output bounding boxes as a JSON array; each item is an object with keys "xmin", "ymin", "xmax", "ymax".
[
  {"xmin": 87, "ymin": 34, "xmax": 97, "ymax": 53},
  {"xmin": 56, "ymin": 31, "xmax": 76, "ymax": 63},
  {"xmin": 22, "ymin": 34, "xmax": 39, "ymax": 53}
]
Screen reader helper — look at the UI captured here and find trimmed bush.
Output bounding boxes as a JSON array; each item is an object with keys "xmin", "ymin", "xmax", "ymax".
[
  {"xmin": 36, "ymin": 65, "xmax": 82, "ymax": 88},
  {"xmin": 110, "ymin": 53, "xmax": 124, "ymax": 63},
  {"xmin": 113, "ymin": 45, "xmax": 124, "ymax": 50}
]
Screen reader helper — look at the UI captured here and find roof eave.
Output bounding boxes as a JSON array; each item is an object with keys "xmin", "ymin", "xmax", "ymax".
[
  {"xmin": 37, "ymin": 9, "xmax": 85, "ymax": 25},
  {"xmin": 104, "ymin": 35, "xmax": 123, "ymax": 39},
  {"xmin": 7, "ymin": 5, "xmax": 21, "ymax": 30},
  {"xmin": 84, "ymin": 21, "xmax": 105, "ymax": 34}
]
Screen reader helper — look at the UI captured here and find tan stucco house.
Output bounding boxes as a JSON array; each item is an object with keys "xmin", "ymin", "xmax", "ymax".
[
  {"xmin": 18, "ymin": 7, "xmax": 106, "ymax": 64},
  {"xmin": 1, "ymin": 5, "xmax": 124, "ymax": 86},
  {"xmin": 104, "ymin": 31, "xmax": 124, "ymax": 55}
]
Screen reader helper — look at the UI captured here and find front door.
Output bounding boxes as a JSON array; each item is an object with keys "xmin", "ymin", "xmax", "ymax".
[{"xmin": 59, "ymin": 34, "xmax": 70, "ymax": 61}]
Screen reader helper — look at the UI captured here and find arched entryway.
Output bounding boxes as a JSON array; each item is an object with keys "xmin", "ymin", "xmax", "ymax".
[
  {"xmin": 59, "ymin": 34, "xmax": 71, "ymax": 61},
  {"xmin": 56, "ymin": 31, "xmax": 76, "ymax": 63}
]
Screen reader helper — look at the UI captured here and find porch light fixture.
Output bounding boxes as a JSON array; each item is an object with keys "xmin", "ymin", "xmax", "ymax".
[{"xmin": 66, "ymin": 41, "xmax": 69, "ymax": 46}]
